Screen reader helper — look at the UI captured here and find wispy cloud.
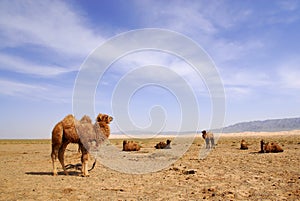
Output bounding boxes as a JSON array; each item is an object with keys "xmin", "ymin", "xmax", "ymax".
[
  {"xmin": 209, "ymin": 39, "xmax": 264, "ymax": 63},
  {"xmin": 0, "ymin": 53, "xmax": 76, "ymax": 77},
  {"xmin": 0, "ymin": 79, "xmax": 45, "ymax": 96},
  {"xmin": 0, "ymin": 0, "xmax": 103, "ymax": 57},
  {"xmin": 137, "ymin": 0, "xmax": 299, "ymax": 101},
  {"xmin": 219, "ymin": 66, "xmax": 274, "ymax": 100},
  {"xmin": 133, "ymin": 0, "xmax": 218, "ymax": 35},
  {"xmin": 277, "ymin": 0, "xmax": 299, "ymax": 11},
  {"xmin": 0, "ymin": 78, "xmax": 72, "ymax": 103},
  {"xmin": 0, "ymin": 0, "xmax": 107, "ymax": 102},
  {"xmin": 98, "ymin": 48, "xmax": 210, "ymax": 97}
]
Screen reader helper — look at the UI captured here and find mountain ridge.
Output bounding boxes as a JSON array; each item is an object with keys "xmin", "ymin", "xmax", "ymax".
[
  {"xmin": 219, "ymin": 117, "xmax": 300, "ymax": 133},
  {"xmin": 111, "ymin": 117, "xmax": 300, "ymax": 135}
]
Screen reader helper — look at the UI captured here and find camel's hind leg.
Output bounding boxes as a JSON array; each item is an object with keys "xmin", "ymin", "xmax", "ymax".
[
  {"xmin": 58, "ymin": 141, "xmax": 69, "ymax": 175},
  {"xmin": 51, "ymin": 144, "xmax": 60, "ymax": 176},
  {"xmin": 51, "ymin": 122, "xmax": 63, "ymax": 176},
  {"xmin": 80, "ymin": 145, "xmax": 89, "ymax": 177},
  {"xmin": 210, "ymin": 137, "xmax": 215, "ymax": 148}
]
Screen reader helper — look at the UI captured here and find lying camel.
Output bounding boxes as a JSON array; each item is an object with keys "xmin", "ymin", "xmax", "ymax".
[
  {"xmin": 51, "ymin": 113, "xmax": 113, "ymax": 176},
  {"xmin": 260, "ymin": 140, "xmax": 283, "ymax": 153},
  {"xmin": 154, "ymin": 139, "xmax": 171, "ymax": 149},
  {"xmin": 240, "ymin": 139, "xmax": 248, "ymax": 150},
  {"xmin": 122, "ymin": 140, "xmax": 141, "ymax": 151},
  {"xmin": 202, "ymin": 130, "xmax": 215, "ymax": 149}
]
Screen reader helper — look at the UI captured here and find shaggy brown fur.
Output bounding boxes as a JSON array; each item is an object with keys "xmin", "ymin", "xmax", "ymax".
[
  {"xmin": 96, "ymin": 114, "xmax": 113, "ymax": 138},
  {"xmin": 240, "ymin": 139, "xmax": 248, "ymax": 150},
  {"xmin": 154, "ymin": 139, "xmax": 171, "ymax": 149},
  {"xmin": 260, "ymin": 140, "xmax": 283, "ymax": 153},
  {"xmin": 202, "ymin": 130, "xmax": 215, "ymax": 149},
  {"xmin": 264, "ymin": 142, "xmax": 284, "ymax": 153},
  {"xmin": 51, "ymin": 113, "xmax": 113, "ymax": 176},
  {"xmin": 122, "ymin": 140, "xmax": 141, "ymax": 151}
]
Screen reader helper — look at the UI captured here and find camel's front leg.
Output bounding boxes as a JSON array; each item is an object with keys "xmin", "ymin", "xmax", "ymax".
[{"xmin": 205, "ymin": 138, "xmax": 210, "ymax": 149}]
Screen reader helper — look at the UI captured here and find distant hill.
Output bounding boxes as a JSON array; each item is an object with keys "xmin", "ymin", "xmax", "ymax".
[
  {"xmin": 220, "ymin": 117, "xmax": 300, "ymax": 133},
  {"xmin": 112, "ymin": 117, "xmax": 300, "ymax": 135}
]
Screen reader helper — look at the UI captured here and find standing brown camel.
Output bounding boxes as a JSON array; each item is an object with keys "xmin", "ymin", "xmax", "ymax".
[
  {"xmin": 51, "ymin": 113, "xmax": 113, "ymax": 176},
  {"xmin": 201, "ymin": 130, "xmax": 215, "ymax": 149}
]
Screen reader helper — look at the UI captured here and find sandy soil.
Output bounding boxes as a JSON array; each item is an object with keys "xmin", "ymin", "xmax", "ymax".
[{"xmin": 0, "ymin": 131, "xmax": 299, "ymax": 201}]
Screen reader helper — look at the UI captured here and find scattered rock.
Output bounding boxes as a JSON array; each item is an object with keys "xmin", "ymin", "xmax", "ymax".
[
  {"xmin": 62, "ymin": 188, "xmax": 73, "ymax": 194},
  {"xmin": 170, "ymin": 167, "xmax": 180, "ymax": 171},
  {"xmin": 183, "ymin": 169, "xmax": 196, "ymax": 175}
]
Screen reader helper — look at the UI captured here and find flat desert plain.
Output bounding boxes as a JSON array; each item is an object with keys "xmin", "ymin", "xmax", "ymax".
[{"xmin": 0, "ymin": 131, "xmax": 299, "ymax": 201}]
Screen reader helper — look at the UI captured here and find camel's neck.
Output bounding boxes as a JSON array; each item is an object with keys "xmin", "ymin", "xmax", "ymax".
[{"xmin": 98, "ymin": 122, "xmax": 110, "ymax": 138}]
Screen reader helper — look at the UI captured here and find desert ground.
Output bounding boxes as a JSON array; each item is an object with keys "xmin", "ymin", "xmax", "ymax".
[{"xmin": 0, "ymin": 131, "xmax": 299, "ymax": 201}]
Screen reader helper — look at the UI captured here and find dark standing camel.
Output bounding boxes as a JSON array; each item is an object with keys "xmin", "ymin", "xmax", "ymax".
[{"xmin": 202, "ymin": 130, "xmax": 215, "ymax": 149}]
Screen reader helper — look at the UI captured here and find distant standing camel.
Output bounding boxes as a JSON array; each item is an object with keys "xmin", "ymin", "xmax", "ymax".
[{"xmin": 201, "ymin": 130, "xmax": 215, "ymax": 149}]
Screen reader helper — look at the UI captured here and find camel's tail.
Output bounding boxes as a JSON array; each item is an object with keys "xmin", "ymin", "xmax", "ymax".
[
  {"xmin": 88, "ymin": 159, "xmax": 96, "ymax": 172},
  {"xmin": 64, "ymin": 159, "xmax": 97, "ymax": 172}
]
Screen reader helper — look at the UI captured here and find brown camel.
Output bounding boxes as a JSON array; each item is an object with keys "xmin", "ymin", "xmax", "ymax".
[
  {"xmin": 201, "ymin": 130, "xmax": 215, "ymax": 149},
  {"xmin": 154, "ymin": 139, "xmax": 171, "ymax": 149},
  {"xmin": 240, "ymin": 139, "xmax": 248, "ymax": 150},
  {"xmin": 260, "ymin": 140, "xmax": 283, "ymax": 153},
  {"xmin": 51, "ymin": 113, "xmax": 113, "ymax": 176},
  {"xmin": 122, "ymin": 140, "xmax": 141, "ymax": 151}
]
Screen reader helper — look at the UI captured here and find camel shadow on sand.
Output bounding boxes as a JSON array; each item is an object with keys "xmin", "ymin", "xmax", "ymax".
[{"xmin": 25, "ymin": 171, "xmax": 81, "ymax": 176}]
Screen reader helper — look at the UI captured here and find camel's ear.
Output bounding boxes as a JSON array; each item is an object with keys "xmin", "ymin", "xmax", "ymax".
[{"xmin": 97, "ymin": 114, "xmax": 103, "ymax": 122}]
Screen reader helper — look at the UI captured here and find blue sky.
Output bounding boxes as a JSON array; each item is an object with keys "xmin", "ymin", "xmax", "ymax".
[{"xmin": 0, "ymin": 0, "xmax": 300, "ymax": 139}]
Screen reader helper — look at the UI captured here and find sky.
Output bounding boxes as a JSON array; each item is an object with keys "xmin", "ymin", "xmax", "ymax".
[{"xmin": 0, "ymin": 0, "xmax": 300, "ymax": 139}]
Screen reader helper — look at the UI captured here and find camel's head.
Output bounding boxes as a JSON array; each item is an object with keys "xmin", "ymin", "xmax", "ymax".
[
  {"xmin": 96, "ymin": 113, "xmax": 113, "ymax": 124},
  {"xmin": 201, "ymin": 130, "xmax": 207, "ymax": 139},
  {"xmin": 166, "ymin": 139, "xmax": 171, "ymax": 145}
]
